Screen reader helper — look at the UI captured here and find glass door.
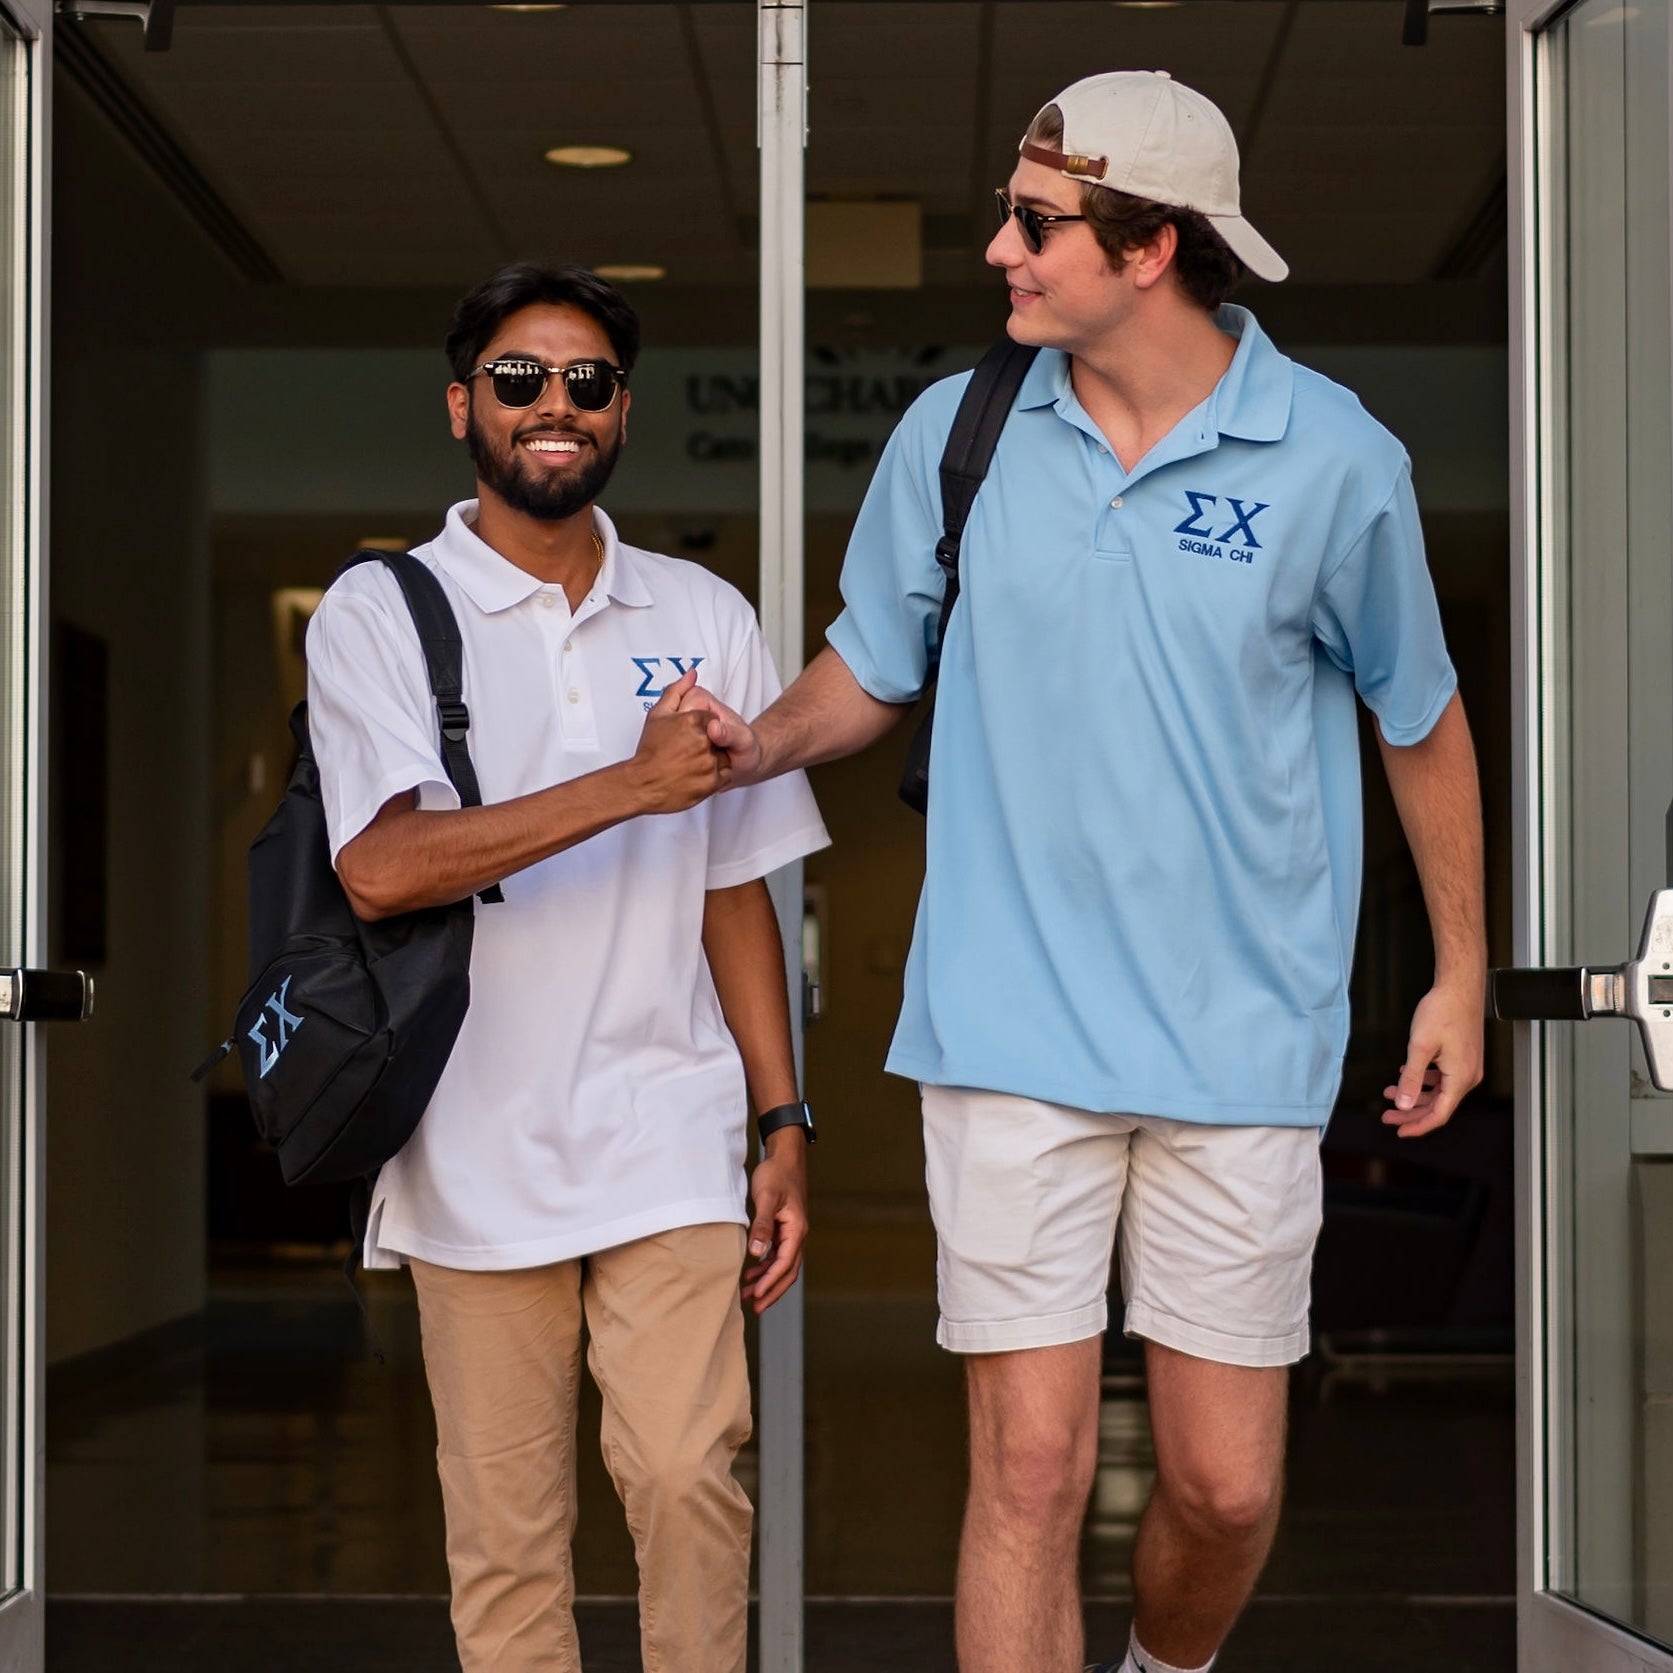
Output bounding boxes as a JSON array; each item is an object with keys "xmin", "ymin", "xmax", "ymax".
[
  {"xmin": 1509, "ymin": 0, "xmax": 1673, "ymax": 1663},
  {"xmin": 42, "ymin": 1, "xmax": 791, "ymax": 1665}
]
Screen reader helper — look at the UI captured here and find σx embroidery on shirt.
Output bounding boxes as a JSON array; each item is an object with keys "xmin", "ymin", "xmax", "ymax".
[
  {"xmin": 631, "ymin": 655, "xmax": 707, "ymax": 703},
  {"xmin": 1173, "ymin": 489, "xmax": 1271, "ymax": 566}
]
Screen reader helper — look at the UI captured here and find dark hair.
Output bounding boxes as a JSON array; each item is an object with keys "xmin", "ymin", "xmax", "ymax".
[
  {"xmin": 444, "ymin": 263, "xmax": 642, "ymax": 382},
  {"xmin": 1025, "ymin": 105, "xmax": 1246, "ymax": 311}
]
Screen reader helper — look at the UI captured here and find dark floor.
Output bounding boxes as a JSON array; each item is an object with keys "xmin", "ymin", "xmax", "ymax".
[
  {"xmin": 47, "ymin": 1268, "xmax": 1516, "ymax": 1669},
  {"xmin": 46, "ymin": 1597, "xmax": 1516, "ymax": 1672}
]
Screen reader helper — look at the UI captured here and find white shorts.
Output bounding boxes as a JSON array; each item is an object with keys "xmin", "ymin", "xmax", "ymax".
[{"xmin": 921, "ymin": 1085, "xmax": 1324, "ymax": 1367}]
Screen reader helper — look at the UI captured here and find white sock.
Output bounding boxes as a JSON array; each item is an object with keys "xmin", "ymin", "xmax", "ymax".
[{"xmin": 1122, "ymin": 1627, "xmax": 1215, "ymax": 1673}]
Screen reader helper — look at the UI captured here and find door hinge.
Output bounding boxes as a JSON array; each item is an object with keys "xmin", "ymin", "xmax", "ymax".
[{"xmin": 55, "ymin": 0, "xmax": 173, "ymax": 52}]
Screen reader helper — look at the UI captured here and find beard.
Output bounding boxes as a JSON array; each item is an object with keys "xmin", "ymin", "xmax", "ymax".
[{"xmin": 466, "ymin": 406, "xmax": 624, "ymax": 522}]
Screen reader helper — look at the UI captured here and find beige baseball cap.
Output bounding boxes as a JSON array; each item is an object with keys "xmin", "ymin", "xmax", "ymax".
[{"xmin": 1020, "ymin": 70, "xmax": 1288, "ymax": 283}]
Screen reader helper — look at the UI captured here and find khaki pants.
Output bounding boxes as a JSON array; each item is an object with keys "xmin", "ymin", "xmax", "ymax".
[{"xmin": 410, "ymin": 1224, "xmax": 753, "ymax": 1673}]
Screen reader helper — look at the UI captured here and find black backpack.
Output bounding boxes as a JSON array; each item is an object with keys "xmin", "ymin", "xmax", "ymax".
[
  {"xmin": 196, "ymin": 549, "xmax": 502, "ymax": 1188},
  {"xmin": 899, "ymin": 337, "xmax": 1040, "ymax": 814}
]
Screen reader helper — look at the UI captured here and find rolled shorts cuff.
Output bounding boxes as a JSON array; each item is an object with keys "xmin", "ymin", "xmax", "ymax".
[
  {"xmin": 937, "ymin": 1298, "xmax": 1107, "ymax": 1355},
  {"xmin": 1124, "ymin": 1300, "xmax": 1310, "ymax": 1369}
]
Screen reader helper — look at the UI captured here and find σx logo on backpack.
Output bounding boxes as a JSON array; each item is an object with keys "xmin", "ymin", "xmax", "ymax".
[{"xmin": 247, "ymin": 975, "xmax": 304, "ymax": 1078}]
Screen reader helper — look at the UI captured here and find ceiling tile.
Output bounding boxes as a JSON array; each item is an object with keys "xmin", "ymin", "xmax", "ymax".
[{"xmin": 72, "ymin": 0, "xmax": 1503, "ymax": 295}]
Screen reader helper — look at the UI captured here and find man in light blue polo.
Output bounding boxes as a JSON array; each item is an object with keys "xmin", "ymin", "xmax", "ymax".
[{"xmin": 689, "ymin": 70, "xmax": 1486, "ymax": 1673}]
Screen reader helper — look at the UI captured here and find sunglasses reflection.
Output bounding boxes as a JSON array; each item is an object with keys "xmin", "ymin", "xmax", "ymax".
[{"xmin": 471, "ymin": 359, "xmax": 626, "ymax": 412}]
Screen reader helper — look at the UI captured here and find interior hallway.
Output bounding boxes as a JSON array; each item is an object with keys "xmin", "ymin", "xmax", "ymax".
[
  {"xmin": 43, "ymin": 7, "xmax": 1519, "ymax": 1661},
  {"xmin": 47, "ymin": 1272, "xmax": 1514, "ymax": 1671}
]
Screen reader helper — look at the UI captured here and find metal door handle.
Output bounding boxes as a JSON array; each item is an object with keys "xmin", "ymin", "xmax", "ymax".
[
  {"xmin": 0, "ymin": 969, "xmax": 94, "ymax": 1022},
  {"xmin": 1489, "ymin": 888, "xmax": 1673, "ymax": 1088},
  {"xmin": 1489, "ymin": 966, "xmax": 1626, "ymax": 1022}
]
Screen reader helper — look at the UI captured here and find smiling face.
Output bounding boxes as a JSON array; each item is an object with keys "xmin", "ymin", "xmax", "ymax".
[
  {"xmin": 987, "ymin": 157, "xmax": 1149, "ymax": 356},
  {"xmin": 446, "ymin": 301, "xmax": 631, "ymax": 523}
]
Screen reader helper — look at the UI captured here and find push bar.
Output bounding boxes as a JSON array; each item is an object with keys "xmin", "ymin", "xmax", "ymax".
[
  {"xmin": 1488, "ymin": 888, "xmax": 1673, "ymax": 1090},
  {"xmin": 1488, "ymin": 966, "xmax": 1629, "ymax": 1023},
  {"xmin": 0, "ymin": 969, "xmax": 94, "ymax": 1023}
]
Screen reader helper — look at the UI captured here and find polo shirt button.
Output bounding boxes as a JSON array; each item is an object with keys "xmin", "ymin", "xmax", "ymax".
[
  {"xmin": 1111, "ymin": 496, "xmax": 1123, "ymax": 509},
  {"xmin": 568, "ymin": 689, "xmax": 581, "ymax": 704},
  {"xmin": 538, "ymin": 593, "xmax": 555, "ymax": 609},
  {"xmin": 564, "ymin": 641, "xmax": 574, "ymax": 654}
]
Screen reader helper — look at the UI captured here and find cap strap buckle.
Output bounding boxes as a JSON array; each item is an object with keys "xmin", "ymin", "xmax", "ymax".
[{"xmin": 1020, "ymin": 141, "xmax": 1108, "ymax": 181}]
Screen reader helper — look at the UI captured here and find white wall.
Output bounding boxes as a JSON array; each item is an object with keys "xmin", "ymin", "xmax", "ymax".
[
  {"xmin": 47, "ymin": 348, "xmax": 211, "ymax": 1364},
  {"xmin": 44, "ymin": 72, "xmax": 225, "ymax": 1367}
]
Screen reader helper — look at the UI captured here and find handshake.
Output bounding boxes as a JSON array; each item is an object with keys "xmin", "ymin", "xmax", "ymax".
[{"xmin": 623, "ymin": 667, "xmax": 762, "ymax": 816}]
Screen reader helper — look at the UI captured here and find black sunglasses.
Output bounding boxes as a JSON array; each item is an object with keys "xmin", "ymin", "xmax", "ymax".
[
  {"xmin": 468, "ymin": 358, "xmax": 627, "ymax": 412},
  {"xmin": 995, "ymin": 188, "xmax": 1087, "ymax": 255}
]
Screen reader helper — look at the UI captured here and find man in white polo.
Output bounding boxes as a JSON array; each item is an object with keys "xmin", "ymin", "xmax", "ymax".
[
  {"xmin": 305, "ymin": 262, "xmax": 827, "ymax": 1673},
  {"xmin": 690, "ymin": 73, "xmax": 1486, "ymax": 1673}
]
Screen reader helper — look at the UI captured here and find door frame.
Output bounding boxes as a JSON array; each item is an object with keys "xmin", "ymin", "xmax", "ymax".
[
  {"xmin": 1509, "ymin": 0, "xmax": 1673, "ymax": 1664},
  {"xmin": 0, "ymin": 0, "xmax": 49, "ymax": 1660},
  {"xmin": 755, "ymin": 4, "xmax": 806, "ymax": 1671}
]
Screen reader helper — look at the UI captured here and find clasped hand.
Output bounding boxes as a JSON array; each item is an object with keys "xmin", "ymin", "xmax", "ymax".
[{"xmin": 626, "ymin": 669, "xmax": 732, "ymax": 812}]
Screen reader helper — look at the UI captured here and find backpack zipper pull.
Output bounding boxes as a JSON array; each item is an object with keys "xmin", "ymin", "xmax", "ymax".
[{"xmin": 190, "ymin": 1037, "xmax": 235, "ymax": 1083}]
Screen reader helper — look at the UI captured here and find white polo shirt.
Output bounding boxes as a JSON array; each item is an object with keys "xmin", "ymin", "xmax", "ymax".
[{"xmin": 306, "ymin": 501, "xmax": 828, "ymax": 1271}]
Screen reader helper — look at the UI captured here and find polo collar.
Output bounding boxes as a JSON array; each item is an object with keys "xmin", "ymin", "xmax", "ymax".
[
  {"xmin": 1207, "ymin": 306, "xmax": 1293, "ymax": 443},
  {"xmin": 433, "ymin": 502, "xmax": 655, "ymax": 613},
  {"xmin": 1012, "ymin": 303, "xmax": 1293, "ymax": 445},
  {"xmin": 594, "ymin": 511, "xmax": 656, "ymax": 608},
  {"xmin": 1016, "ymin": 348, "xmax": 1067, "ymax": 412}
]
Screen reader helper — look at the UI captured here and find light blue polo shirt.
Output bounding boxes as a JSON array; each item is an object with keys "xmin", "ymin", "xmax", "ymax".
[{"xmin": 827, "ymin": 306, "xmax": 1456, "ymax": 1127}]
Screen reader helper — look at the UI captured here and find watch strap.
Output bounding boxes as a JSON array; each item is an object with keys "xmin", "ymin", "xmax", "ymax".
[{"xmin": 757, "ymin": 1100, "xmax": 816, "ymax": 1144}]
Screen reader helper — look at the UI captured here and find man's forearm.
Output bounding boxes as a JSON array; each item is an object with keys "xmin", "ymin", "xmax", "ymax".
[
  {"xmin": 1376, "ymin": 693, "xmax": 1487, "ymax": 986},
  {"xmin": 755, "ymin": 646, "xmax": 911, "ymax": 778},
  {"xmin": 702, "ymin": 879, "xmax": 800, "ymax": 1116},
  {"xmin": 338, "ymin": 675, "xmax": 726, "ymax": 920},
  {"xmin": 338, "ymin": 764, "xmax": 650, "ymax": 920}
]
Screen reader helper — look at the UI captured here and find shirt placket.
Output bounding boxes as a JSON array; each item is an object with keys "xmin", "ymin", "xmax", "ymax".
[
  {"xmin": 1058, "ymin": 388, "xmax": 1224, "ymax": 561},
  {"xmin": 534, "ymin": 584, "xmax": 600, "ymax": 748},
  {"xmin": 1086, "ymin": 431, "xmax": 1134, "ymax": 558}
]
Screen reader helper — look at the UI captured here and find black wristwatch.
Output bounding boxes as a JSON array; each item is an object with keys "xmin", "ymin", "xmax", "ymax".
[{"xmin": 757, "ymin": 1100, "xmax": 817, "ymax": 1145}]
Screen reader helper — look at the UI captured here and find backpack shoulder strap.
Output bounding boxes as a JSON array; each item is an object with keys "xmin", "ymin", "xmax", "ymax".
[
  {"xmin": 337, "ymin": 548, "xmax": 504, "ymax": 906},
  {"xmin": 929, "ymin": 337, "xmax": 1040, "ymax": 669}
]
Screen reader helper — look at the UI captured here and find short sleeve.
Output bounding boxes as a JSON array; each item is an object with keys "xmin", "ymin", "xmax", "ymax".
[
  {"xmin": 824, "ymin": 381, "xmax": 960, "ymax": 703},
  {"xmin": 1310, "ymin": 465, "xmax": 1457, "ymax": 746},
  {"xmin": 706, "ymin": 614, "xmax": 830, "ymax": 889},
  {"xmin": 306, "ymin": 577, "xmax": 461, "ymax": 862}
]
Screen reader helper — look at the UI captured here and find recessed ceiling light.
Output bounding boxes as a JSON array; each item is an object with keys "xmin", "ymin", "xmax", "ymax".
[
  {"xmin": 593, "ymin": 264, "xmax": 666, "ymax": 282},
  {"xmin": 545, "ymin": 144, "xmax": 632, "ymax": 169},
  {"xmin": 491, "ymin": 5, "xmax": 566, "ymax": 12},
  {"xmin": 1110, "ymin": 2, "xmax": 1183, "ymax": 7}
]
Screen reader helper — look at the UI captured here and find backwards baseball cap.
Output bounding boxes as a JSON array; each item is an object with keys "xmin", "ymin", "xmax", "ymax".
[{"xmin": 1020, "ymin": 70, "xmax": 1288, "ymax": 284}]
